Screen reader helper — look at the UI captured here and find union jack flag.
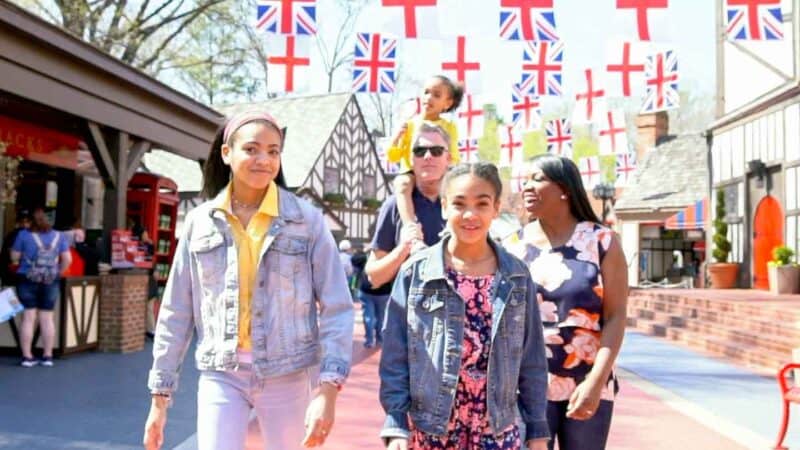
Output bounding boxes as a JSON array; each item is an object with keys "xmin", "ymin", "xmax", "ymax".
[
  {"xmin": 615, "ymin": 152, "xmax": 637, "ymax": 186},
  {"xmin": 458, "ymin": 137, "xmax": 480, "ymax": 163},
  {"xmin": 256, "ymin": 0, "xmax": 318, "ymax": 35},
  {"xmin": 579, "ymin": 156, "xmax": 601, "ymax": 189},
  {"xmin": 545, "ymin": 118, "xmax": 572, "ymax": 157},
  {"xmin": 725, "ymin": 0, "xmax": 783, "ymax": 40},
  {"xmin": 511, "ymin": 83, "xmax": 541, "ymax": 131},
  {"xmin": 498, "ymin": 125, "xmax": 523, "ymax": 168},
  {"xmin": 641, "ymin": 49, "xmax": 679, "ymax": 113},
  {"xmin": 520, "ymin": 41, "xmax": 563, "ymax": 97},
  {"xmin": 499, "ymin": 0, "xmax": 558, "ymax": 41},
  {"xmin": 352, "ymin": 33, "xmax": 398, "ymax": 93}
]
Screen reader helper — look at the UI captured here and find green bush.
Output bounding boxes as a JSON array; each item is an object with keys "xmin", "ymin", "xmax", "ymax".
[
  {"xmin": 712, "ymin": 189, "xmax": 732, "ymax": 263},
  {"xmin": 323, "ymin": 192, "xmax": 346, "ymax": 206},
  {"xmin": 771, "ymin": 245, "xmax": 796, "ymax": 266}
]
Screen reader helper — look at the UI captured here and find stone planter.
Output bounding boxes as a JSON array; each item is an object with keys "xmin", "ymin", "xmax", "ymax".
[
  {"xmin": 707, "ymin": 263, "xmax": 739, "ymax": 289},
  {"xmin": 768, "ymin": 265, "xmax": 800, "ymax": 295}
]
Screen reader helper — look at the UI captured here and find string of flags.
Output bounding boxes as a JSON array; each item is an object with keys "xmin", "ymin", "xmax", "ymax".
[{"xmin": 255, "ymin": 0, "xmax": 785, "ymax": 187}]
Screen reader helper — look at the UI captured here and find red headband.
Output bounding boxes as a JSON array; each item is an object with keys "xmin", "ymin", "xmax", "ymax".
[{"xmin": 223, "ymin": 110, "xmax": 281, "ymax": 144}]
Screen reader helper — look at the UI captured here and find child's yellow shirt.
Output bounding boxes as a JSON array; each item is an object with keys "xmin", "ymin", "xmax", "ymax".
[{"xmin": 386, "ymin": 116, "xmax": 460, "ymax": 172}]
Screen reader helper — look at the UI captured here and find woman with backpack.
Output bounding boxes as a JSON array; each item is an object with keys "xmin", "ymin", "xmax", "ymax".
[{"xmin": 10, "ymin": 207, "xmax": 71, "ymax": 367}]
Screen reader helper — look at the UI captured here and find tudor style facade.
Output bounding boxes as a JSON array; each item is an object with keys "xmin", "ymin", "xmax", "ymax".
[{"xmin": 709, "ymin": 0, "xmax": 800, "ymax": 288}]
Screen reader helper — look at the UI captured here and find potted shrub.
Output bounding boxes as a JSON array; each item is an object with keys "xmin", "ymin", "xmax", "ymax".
[
  {"xmin": 361, "ymin": 197, "xmax": 382, "ymax": 211},
  {"xmin": 768, "ymin": 245, "xmax": 800, "ymax": 294},
  {"xmin": 707, "ymin": 189, "xmax": 740, "ymax": 288},
  {"xmin": 323, "ymin": 192, "xmax": 346, "ymax": 207}
]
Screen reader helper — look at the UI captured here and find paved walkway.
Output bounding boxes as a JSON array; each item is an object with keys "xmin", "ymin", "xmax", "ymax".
[{"xmin": 0, "ymin": 328, "xmax": 793, "ymax": 449}]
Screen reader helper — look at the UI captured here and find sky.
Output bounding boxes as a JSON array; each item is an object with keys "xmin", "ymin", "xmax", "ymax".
[{"xmin": 296, "ymin": 0, "xmax": 717, "ymax": 127}]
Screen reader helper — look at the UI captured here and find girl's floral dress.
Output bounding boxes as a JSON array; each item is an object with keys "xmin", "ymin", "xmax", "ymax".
[
  {"xmin": 505, "ymin": 221, "xmax": 617, "ymax": 403},
  {"xmin": 411, "ymin": 270, "xmax": 521, "ymax": 450}
]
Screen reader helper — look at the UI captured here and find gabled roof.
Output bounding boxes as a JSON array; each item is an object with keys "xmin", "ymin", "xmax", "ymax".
[
  {"xmin": 614, "ymin": 134, "xmax": 709, "ymax": 212},
  {"xmin": 141, "ymin": 149, "xmax": 203, "ymax": 194},
  {"xmin": 220, "ymin": 93, "xmax": 354, "ymax": 187}
]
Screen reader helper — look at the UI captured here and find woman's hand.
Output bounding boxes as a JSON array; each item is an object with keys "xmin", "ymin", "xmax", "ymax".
[
  {"xmin": 386, "ymin": 438, "xmax": 409, "ymax": 450},
  {"xmin": 565, "ymin": 378, "xmax": 603, "ymax": 421},
  {"xmin": 302, "ymin": 383, "xmax": 338, "ymax": 448},
  {"xmin": 143, "ymin": 397, "xmax": 169, "ymax": 450},
  {"xmin": 526, "ymin": 438, "xmax": 549, "ymax": 450}
]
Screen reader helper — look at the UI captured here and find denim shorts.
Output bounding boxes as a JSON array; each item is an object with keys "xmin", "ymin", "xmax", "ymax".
[{"xmin": 16, "ymin": 278, "xmax": 60, "ymax": 310}]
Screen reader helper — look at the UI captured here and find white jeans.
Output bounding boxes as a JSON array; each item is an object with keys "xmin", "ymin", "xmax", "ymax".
[{"xmin": 197, "ymin": 367, "xmax": 312, "ymax": 450}]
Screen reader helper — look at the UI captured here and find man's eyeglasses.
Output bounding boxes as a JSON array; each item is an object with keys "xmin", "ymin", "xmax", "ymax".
[{"xmin": 412, "ymin": 145, "xmax": 446, "ymax": 157}]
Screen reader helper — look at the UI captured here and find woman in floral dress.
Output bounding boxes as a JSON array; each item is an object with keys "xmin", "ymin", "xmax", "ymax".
[{"xmin": 504, "ymin": 155, "xmax": 628, "ymax": 450}]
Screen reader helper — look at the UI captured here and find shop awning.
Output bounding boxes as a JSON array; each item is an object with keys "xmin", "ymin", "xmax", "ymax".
[{"xmin": 664, "ymin": 198, "xmax": 708, "ymax": 230}]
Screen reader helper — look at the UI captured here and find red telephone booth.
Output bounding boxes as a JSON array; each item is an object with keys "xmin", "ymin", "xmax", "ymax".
[{"xmin": 126, "ymin": 173, "xmax": 179, "ymax": 326}]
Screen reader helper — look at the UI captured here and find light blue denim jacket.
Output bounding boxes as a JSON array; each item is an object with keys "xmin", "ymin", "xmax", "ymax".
[
  {"xmin": 148, "ymin": 188, "xmax": 354, "ymax": 393},
  {"xmin": 379, "ymin": 237, "xmax": 550, "ymax": 443}
]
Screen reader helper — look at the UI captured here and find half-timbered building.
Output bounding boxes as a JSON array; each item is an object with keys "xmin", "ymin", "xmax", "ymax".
[{"xmin": 708, "ymin": 0, "xmax": 800, "ymax": 288}]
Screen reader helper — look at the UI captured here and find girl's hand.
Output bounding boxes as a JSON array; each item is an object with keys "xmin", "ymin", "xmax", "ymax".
[
  {"xmin": 392, "ymin": 123, "xmax": 408, "ymax": 146},
  {"xmin": 387, "ymin": 438, "xmax": 409, "ymax": 450},
  {"xmin": 143, "ymin": 399, "xmax": 168, "ymax": 450},
  {"xmin": 565, "ymin": 378, "xmax": 602, "ymax": 421},
  {"xmin": 302, "ymin": 384, "xmax": 338, "ymax": 447},
  {"xmin": 526, "ymin": 438, "xmax": 549, "ymax": 450}
]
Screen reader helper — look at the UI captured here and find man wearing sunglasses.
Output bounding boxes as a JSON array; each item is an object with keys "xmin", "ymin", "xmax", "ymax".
[{"xmin": 365, "ymin": 123, "xmax": 452, "ymax": 294}]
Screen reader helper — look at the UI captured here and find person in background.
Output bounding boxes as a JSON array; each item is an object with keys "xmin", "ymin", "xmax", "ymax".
[
  {"xmin": 504, "ymin": 155, "xmax": 628, "ymax": 450},
  {"xmin": 10, "ymin": 208, "xmax": 71, "ymax": 367},
  {"xmin": 339, "ymin": 239, "xmax": 354, "ymax": 280},
  {"xmin": 1, "ymin": 210, "xmax": 31, "ymax": 287},
  {"xmin": 352, "ymin": 244, "xmax": 390, "ymax": 349}
]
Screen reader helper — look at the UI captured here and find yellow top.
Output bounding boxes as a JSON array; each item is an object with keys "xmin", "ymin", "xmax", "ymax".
[
  {"xmin": 386, "ymin": 116, "xmax": 460, "ymax": 172},
  {"xmin": 221, "ymin": 181, "xmax": 279, "ymax": 350}
]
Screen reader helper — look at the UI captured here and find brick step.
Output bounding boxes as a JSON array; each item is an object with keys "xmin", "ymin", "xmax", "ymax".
[
  {"xmin": 630, "ymin": 292, "xmax": 800, "ymax": 321},
  {"xmin": 682, "ymin": 319, "xmax": 798, "ymax": 355},
  {"xmin": 628, "ymin": 300, "xmax": 800, "ymax": 346},
  {"xmin": 627, "ymin": 316, "xmax": 669, "ymax": 337},
  {"xmin": 626, "ymin": 306, "xmax": 686, "ymax": 328},
  {"xmin": 663, "ymin": 327, "xmax": 790, "ymax": 373},
  {"xmin": 694, "ymin": 309, "xmax": 800, "ymax": 341},
  {"xmin": 628, "ymin": 296, "xmax": 800, "ymax": 336}
]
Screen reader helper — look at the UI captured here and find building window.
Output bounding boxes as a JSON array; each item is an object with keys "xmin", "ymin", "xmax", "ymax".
[
  {"xmin": 324, "ymin": 166, "xmax": 340, "ymax": 194},
  {"xmin": 363, "ymin": 174, "xmax": 376, "ymax": 198}
]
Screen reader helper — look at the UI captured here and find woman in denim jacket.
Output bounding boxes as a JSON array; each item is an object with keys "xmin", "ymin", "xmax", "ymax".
[
  {"xmin": 143, "ymin": 110, "xmax": 354, "ymax": 450},
  {"xmin": 380, "ymin": 162, "xmax": 550, "ymax": 450}
]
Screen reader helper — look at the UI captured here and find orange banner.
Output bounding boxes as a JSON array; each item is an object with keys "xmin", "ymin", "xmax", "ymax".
[{"xmin": 0, "ymin": 115, "xmax": 84, "ymax": 170}]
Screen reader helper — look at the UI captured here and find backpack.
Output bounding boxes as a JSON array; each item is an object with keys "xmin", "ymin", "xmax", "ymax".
[{"xmin": 25, "ymin": 232, "xmax": 61, "ymax": 284}]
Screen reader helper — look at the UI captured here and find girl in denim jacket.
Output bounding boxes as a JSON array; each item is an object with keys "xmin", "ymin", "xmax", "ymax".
[
  {"xmin": 143, "ymin": 110, "xmax": 354, "ymax": 450},
  {"xmin": 380, "ymin": 162, "xmax": 550, "ymax": 450}
]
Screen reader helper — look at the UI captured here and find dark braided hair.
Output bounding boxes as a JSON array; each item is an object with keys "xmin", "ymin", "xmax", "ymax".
[{"xmin": 441, "ymin": 162, "xmax": 503, "ymax": 200}]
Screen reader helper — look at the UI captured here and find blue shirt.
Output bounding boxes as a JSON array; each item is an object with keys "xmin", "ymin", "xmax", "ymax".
[
  {"xmin": 371, "ymin": 187, "xmax": 445, "ymax": 254},
  {"xmin": 11, "ymin": 229, "xmax": 68, "ymax": 275}
]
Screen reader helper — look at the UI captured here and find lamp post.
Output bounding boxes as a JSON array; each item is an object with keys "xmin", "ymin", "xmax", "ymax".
[{"xmin": 592, "ymin": 182, "xmax": 616, "ymax": 224}]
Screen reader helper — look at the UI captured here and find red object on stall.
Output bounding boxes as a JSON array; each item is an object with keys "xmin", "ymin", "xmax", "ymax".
[{"xmin": 126, "ymin": 173, "xmax": 179, "ymax": 324}]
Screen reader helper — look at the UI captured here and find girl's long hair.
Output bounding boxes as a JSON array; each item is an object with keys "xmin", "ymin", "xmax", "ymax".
[
  {"xmin": 201, "ymin": 121, "xmax": 288, "ymax": 199},
  {"xmin": 530, "ymin": 154, "xmax": 601, "ymax": 224}
]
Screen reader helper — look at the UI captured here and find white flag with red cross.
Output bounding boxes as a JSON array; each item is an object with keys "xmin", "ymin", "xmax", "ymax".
[
  {"xmin": 579, "ymin": 156, "xmax": 602, "ymax": 189},
  {"xmin": 266, "ymin": 35, "xmax": 311, "ymax": 93},
  {"xmin": 615, "ymin": 0, "xmax": 669, "ymax": 41},
  {"xmin": 380, "ymin": 0, "xmax": 441, "ymax": 39},
  {"xmin": 573, "ymin": 68, "xmax": 608, "ymax": 124},
  {"xmin": 510, "ymin": 163, "xmax": 530, "ymax": 194},
  {"xmin": 598, "ymin": 110, "xmax": 628, "ymax": 155},
  {"xmin": 498, "ymin": 125, "xmax": 524, "ymax": 168},
  {"xmin": 441, "ymin": 36, "xmax": 482, "ymax": 93},
  {"xmin": 605, "ymin": 41, "xmax": 647, "ymax": 98},
  {"xmin": 456, "ymin": 94, "xmax": 485, "ymax": 139}
]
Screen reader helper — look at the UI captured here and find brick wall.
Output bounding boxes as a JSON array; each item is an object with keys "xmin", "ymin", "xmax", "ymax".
[{"xmin": 98, "ymin": 273, "xmax": 147, "ymax": 353}]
